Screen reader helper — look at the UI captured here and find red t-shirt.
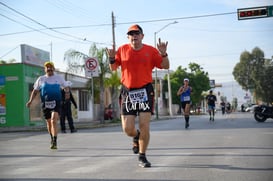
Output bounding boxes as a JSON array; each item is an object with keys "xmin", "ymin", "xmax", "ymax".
[{"xmin": 115, "ymin": 44, "xmax": 163, "ymax": 89}]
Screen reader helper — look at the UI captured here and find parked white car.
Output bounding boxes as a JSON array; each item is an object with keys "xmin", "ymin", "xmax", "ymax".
[{"xmin": 245, "ymin": 104, "xmax": 258, "ymax": 112}]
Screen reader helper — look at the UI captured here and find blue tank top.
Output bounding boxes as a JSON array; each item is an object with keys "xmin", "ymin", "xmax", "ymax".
[
  {"xmin": 34, "ymin": 74, "xmax": 65, "ymax": 102},
  {"xmin": 180, "ymin": 87, "xmax": 191, "ymax": 102},
  {"xmin": 40, "ymin": 82, "xmax": 62, "ymax": 102}
]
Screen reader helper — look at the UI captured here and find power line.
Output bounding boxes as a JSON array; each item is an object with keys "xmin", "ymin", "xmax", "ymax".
[
  {"xmin": 0, "ymin": 24, "xmax": 111, "ymax": 36},
  {"xmin": 0, "ymin": 2, "xmax": 245, "ymax": 49},
  {"xmin": 117, "ymin": 12, "xmax": 237, "ymax": 25},
  {"xmin": 0, "ymin": 2, "xmax": 108, "ymax": 45},
  {"xmin": 0, "ymin": 2, "xmax": 83, "ymax": 41},
  {"xmin": 0, "ymin": 13, "xmax": 74, "ymax": 41},
  {"xmin": 0, "ymin": 46, "xmax": 19, "ymax": 59},
  {"xmin": 0, "ymin": 6, "xmax": 237, "ymax": 37},
  {"xmin": 45, "ymin": 0, "xmax": 95, "ymax": 20}
]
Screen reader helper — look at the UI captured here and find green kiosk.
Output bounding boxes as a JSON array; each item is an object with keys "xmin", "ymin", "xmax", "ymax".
[
  {"xmin": 0, "ymin": 63, "xmax": 45, "ymax": 127},
  {"xmin": 0, "ymin": 44, "xmax": 51, "ymax": 127}
]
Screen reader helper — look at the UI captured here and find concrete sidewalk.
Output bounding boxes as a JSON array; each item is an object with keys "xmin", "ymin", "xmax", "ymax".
[
  {"xmin": 0, "ymin": 119, "xmax": 121, "ymax": 133},
  {"xmin": 0, "ymin": 115, "xmax": 178, "ymax": 133}
]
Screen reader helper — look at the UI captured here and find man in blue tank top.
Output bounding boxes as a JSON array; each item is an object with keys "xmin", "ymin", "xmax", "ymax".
[{"xmin": 177, "ymin": 78, "xmax": 192, "ymax": 129}]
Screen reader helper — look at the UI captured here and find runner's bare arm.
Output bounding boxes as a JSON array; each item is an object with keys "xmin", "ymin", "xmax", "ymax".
[
  {"xmin": 177, "ymin": 87, "xmax": 183, "ymax": 96},
  {"xmin": 26, "ymin": 89, "xmax": 39, "ymax": 108}
]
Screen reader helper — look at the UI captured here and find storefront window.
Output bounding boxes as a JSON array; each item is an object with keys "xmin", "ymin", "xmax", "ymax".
[{"xmin": 79, "ymin": 90, "xmax": 89, "ymax": 111}]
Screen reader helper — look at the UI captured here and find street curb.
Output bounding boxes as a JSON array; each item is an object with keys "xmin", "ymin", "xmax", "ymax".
[{"xmin": 0, "ymin": 115, "xmax": 181, "ymax": 133}]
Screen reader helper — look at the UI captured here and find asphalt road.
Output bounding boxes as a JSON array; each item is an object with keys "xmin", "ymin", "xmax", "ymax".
[{"xmin": 0, "ymin": 112, "xmax": 273, "ymax": 181}]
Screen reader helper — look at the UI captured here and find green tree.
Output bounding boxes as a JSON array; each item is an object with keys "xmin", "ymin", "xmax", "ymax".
[
  {"xmin": 255, "ymin": 63, "xmax": 273, "ymax": 104},
  {"xmin": 164, "ymin": 63, "xmax": 210, "ymax": 110},
  {"xmin": 233, "ymin": 47, "xmax": 273, "ymax": 104},
  {"xmin": 64, "ymin": 43, "xmax": 119, "ymax": 123},
  {"xmin": 233, "ymin": 50, "xmax": 255, "ymax": 90},
  {"xmin": 0, "ymin": 59, "xmax": 16, "ymax": 64},
  {"xmin": 166, "ymin": 66, "xmax": 187, "ymax": 105},
  {"xmin": 187, "ymin": 62, "xmax": 210, "ymax": 107},
  {"xmin": 104, "ymin": 71, "xmax": 121, "ymax": 118}
]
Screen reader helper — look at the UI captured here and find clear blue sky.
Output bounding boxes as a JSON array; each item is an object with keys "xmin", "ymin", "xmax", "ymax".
[{"xmin": 1, "ymin": 0, "xmax": 273, "ymax": 83}]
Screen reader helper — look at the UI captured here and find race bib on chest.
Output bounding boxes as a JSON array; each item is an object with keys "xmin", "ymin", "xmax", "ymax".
[
  {"xmin": 128, "ymin": 88, "xmax": 148, "ymax": 103},
  {"xmin": 45, "ymin": 100, "xmax": 56, "ymax": 109}
]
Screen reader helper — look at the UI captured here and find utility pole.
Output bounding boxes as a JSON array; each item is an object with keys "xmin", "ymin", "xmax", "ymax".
[
  {"xmin": 110, "ymin": 11, "xmax": 119, "ymax": 118},
  {"xmin": 111, "ymin": 12, "xmax": 116, "ymax": 51},
  {"xmin": 50, "ymin": 42, "xmax": 52, "ymax": 61}
]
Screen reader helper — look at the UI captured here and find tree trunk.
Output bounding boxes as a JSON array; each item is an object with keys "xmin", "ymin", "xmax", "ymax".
[
  {"xmin": 111, "ymin": 87, "xmax": 120, "ymax": 119},
  {"xmin": 99, "ymin": 77, "xmax": 105, "ymax": 124}
]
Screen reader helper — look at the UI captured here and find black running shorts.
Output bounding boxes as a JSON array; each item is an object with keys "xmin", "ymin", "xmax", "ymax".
[
  {"xmin": 181, "ymin": 101, "xmax": 191, "ymax": 110},
  {"xmin": 42, "ymin": 100, "xmax": 61, "ymax": 120},
  {"xmin": 120, "ymin": 83, "xmax": 154, "ymax": 116}
]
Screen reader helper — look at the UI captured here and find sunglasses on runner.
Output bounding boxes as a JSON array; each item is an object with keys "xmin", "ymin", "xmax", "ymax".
[{"xmin": 128, "ymin": 31, "xmax": 141, "ymax": 36}]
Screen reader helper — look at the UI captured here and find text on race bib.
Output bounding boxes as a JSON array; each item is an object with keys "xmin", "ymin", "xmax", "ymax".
[
  {"xmin": 45, "ymin": 100, "xmax": 56, "ymax": 109},
  {"xmin": 128, "ymin": 88, "xmax": 148, "ymax": 103}
]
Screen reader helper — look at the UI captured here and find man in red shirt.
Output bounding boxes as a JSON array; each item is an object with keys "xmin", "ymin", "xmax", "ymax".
[{"xmin": 106, "ymin": 24, "xmax": 169, "ymax": 168}]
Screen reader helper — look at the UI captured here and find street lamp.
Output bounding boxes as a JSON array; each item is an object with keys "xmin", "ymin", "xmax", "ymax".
[
  {"xmin": 167, "ymin": 69, "xmax": 173, "ymax": 116},
  {"xmin": 154, "ymin": 21, "xmax": 178, "ymax": 119}
]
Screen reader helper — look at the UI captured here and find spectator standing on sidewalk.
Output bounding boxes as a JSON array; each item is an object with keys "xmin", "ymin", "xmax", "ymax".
[
  {"xmin": 106, "ymin": 24, "xmax": 170, "ymax": 168},
  {"xmin": 26, "ymin": 61, "xmax": 67, "ymax": 149},
  {"xmin": 60, "ymin": 82, "xmax": 77, "ymax": 133},
  {"xmin": 220, "ymin": 100, "xmax": 226, "ymax": 115},
  {"xmin": 177, "ymin": 78, "xmax": 192, "ymax": 129}
]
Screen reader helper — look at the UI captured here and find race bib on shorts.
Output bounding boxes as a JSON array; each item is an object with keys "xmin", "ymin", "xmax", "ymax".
[
  {"xmin": 45, "ymin": 100, "xmax": 56, "ymax": 109},
  {"xmin": 128, "ymin": 88, "xmax": 148, "ymax": 103}
]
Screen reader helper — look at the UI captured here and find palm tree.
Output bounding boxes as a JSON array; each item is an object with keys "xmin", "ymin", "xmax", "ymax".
[
  {"xmin": 64, "ymin": 43, "xmax": 116, "ymax": 123},
  {"xmin": 104, "ymin": 71, "xmax": 121, "ymax": 119},
  {"xmin": 0, "ymin": 59, "xmax": 16, "ymax": 64}
]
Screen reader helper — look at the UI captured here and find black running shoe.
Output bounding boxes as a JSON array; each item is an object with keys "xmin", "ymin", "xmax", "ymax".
[
  {"xmin": 132, "ymin": 130, "xmax": 140, "ymax": 154},
  {"xmin": 50, "ymin": 141, "xmax": 57, "ymax": 149},
  {"xmin": 138, "ymin": 156, "xmax": 151, "ymax": 168},
  {"xmin": 71, "ymin": 129, "xmax": 77, "ymax": 133}
]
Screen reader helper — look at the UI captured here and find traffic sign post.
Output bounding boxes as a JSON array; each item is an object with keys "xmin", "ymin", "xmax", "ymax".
[
  {"xmin": 84, "ymin": 57, "xmax": 99, "ymax": 119},
  {"xmin": 85, "ymin": 57, "xmax": 99, "ymax": 77},
  {"xmin": 237, "ymin": 5, "xmax": 273, "ymax": 20}
]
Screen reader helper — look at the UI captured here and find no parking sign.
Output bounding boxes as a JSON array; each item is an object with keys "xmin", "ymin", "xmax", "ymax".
[{"xmin": 85, "ymin": 57, "xmax": 99, "ymax": 77}]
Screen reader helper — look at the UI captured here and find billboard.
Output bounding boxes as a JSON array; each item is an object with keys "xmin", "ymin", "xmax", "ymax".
[{"xmin": 21, "ymin": 44, "xmax": 50, "ymax": 67}]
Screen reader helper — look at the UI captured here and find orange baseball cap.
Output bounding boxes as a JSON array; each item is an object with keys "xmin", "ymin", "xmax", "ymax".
[{"xmin": 127, "ymin": 24, "xmax": 143, "ymax": 34}]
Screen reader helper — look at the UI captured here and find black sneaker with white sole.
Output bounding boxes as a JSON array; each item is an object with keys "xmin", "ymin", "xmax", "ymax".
[
  {"xmin": 50, "ymin": 140, "xmax": 57, "ymax": 149},
  {"xmin": 138, "ymin": 155, "xmax": 151, "ymax": 168}
]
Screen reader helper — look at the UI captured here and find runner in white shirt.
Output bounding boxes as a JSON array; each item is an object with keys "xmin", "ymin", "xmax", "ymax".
[{"xmin": 26, "ymin": 61, "xmax": 67, "ymax": 149}]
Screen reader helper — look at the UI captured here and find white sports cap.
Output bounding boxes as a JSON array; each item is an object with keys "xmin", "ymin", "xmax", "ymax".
[{"xmin": 65, "ymin": 81, "xmax": 73, "ymax": 87}]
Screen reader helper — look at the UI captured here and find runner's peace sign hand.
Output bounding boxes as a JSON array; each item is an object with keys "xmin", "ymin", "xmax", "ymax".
[
  {"xmin": 157, "ymin": 38, "xmax": 168, "ymax": 55},
  {"xmin": 106, "ymin": 48, "xmax": 115, "ymax": 58}
]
